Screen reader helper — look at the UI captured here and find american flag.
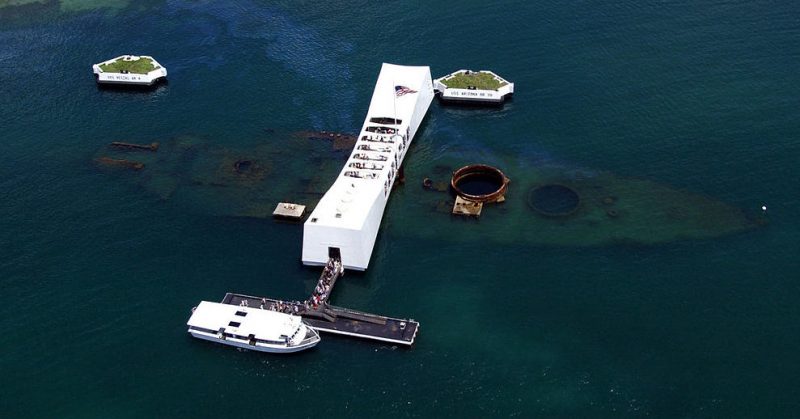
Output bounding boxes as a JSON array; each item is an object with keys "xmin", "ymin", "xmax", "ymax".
[{"xmin": 395, "ymin": 85, "xmax": 417, "ymax": 97}]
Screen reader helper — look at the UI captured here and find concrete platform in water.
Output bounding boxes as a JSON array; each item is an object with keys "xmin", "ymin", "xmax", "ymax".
[
  {"xmin": 433, "ymin": 69, "xmax": 514, "ymax": 105},
  {"xmin": 272, "ymin": 202, "xmax": 306, "ymax": 220},
  {"xmin": 93, "ymin": 55, "xmax": 167, "ymax": 86},
  {"xmin": 222, "ymin": 293, "xmax": 419, "ymax": 346}
]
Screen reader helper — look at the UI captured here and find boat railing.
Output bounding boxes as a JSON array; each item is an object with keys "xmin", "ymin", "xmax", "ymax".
[{"xmin": 294, "ymin": 327, "xmax": 320, "ymax": 346}]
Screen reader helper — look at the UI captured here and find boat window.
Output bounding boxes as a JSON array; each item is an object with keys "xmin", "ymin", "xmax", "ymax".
[
  {"xmin": 234, "ymin": 311, "xmax": 247, "ymax": 317},
  {"xmin": 189, "ymin": 326, "xmax": 218, "ymax": 335},
  {"xmin": 291, "ymin": 325, "xmax": 304, "ymax": 338},
  {"xmin": 370, "ymin": 117, "xmax": 401, "ymax": 125},
  {"xmin": 228, "ymin": 321, "xmax": 241, "ymax": 327},
  {"xmin": 365, "ymin": 126, "xmax": 397, "ymax": 134}
]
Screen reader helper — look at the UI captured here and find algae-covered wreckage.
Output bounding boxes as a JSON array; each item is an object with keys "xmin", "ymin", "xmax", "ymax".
[
  {"xmin": 93, "ymin": 130, "xmax": 763, "ymax": 246},
  {"xmin": 92, "ymin": 131, "xmax": 354, "ymax": 217},
  {"xmin": 407, "ymin": 159, "xmax": 762, "ymax": 246}
]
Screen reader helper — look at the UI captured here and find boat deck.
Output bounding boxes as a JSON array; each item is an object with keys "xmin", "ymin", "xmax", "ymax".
[{"xmin": 221, "ymin": 293, "xmax": 419, "ymax": 346}]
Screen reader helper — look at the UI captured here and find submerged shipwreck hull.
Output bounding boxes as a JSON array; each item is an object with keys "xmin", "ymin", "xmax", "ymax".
[
  {"xmin": 400, "ymin": 161, "xmax": 761, "ymax": 246},
  {"xmin": 92, "ymin": 132, "xmax": 762, "ymax": 247},
  {"xmin": 92, "ymin": 132, "xmax": 350, "ymax": 217}
]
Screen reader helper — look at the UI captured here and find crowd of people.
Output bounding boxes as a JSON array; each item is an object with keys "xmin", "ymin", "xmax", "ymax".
[
  {"xmin": 305, "ymin": 258, "xmax": 342, "ymax": 311},
  {"xmin": 247, "ymin": 297, "xmax": 302, "ymax": 315},
  {"xmin": 239, "ymin": 259, "xmax": 343, "ymax": 315}
]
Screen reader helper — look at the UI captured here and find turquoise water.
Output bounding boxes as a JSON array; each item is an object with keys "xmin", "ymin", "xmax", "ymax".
[{"xmin": 1, "ymin": 1, "xmax": 798, "ymax": 416}]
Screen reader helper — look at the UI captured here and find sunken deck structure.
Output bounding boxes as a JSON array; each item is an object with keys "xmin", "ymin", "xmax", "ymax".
[{"xmin": 302, "ymin": 63, "xmax": 434, "ymax": 271}]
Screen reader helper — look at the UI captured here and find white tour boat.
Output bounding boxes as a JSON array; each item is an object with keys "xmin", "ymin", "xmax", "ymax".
[
  {"xmin": 302, "ymin": 63, "xmax": 434, "ymax": 271},
  {"xmin": 187, "ymin": 301, "xmax": 320, "ymax": 353}
]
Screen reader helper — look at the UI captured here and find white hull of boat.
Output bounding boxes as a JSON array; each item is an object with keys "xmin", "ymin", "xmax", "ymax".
[{"xmin": 189, "ymin": 330, "xmax": 319, "ymax": 353}]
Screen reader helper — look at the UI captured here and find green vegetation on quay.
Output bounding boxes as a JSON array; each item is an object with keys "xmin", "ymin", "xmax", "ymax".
[
  {"xmin": 441, "ymin": 71, "xmax": 507, "ymax": 90},
  {"xmin": 99, "ymin": 57, "xmax": 156, "ymax": 74}
]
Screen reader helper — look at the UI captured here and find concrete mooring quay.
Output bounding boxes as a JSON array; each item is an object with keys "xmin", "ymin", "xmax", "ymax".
[{"xmin": 221, "ymin": 259, "xmax": 419, "ymax": 346}]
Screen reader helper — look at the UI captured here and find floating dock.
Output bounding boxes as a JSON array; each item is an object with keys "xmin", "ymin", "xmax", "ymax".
[
  {"xmin": 220, "ymin": 257, "xmax": 419, "ymax": 346},
  {"xmin": 222, "ymin": 293, "xmax": 418, "ymax": 346}
]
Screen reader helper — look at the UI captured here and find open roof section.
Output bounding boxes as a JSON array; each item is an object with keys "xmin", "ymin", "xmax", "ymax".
[{"xmin": 302, "ymin": 63, "xmax": 434, "ymax": 271}]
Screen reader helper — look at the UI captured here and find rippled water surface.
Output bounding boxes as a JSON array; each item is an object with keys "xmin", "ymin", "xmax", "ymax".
[{"xmin": 1, "ymin": 1, "xmax": 799, "ymax": 417}]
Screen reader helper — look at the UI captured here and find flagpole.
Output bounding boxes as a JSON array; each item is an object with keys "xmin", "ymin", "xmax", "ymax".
[{"xmin": 392, "ymin": 80, "xmax": 397, "ymax": 124}]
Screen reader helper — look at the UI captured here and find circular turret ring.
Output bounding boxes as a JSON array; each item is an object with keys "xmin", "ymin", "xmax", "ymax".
[{"xmin": 450, "ymin": 164, "xmax": 510, "ymax": 203}]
